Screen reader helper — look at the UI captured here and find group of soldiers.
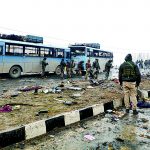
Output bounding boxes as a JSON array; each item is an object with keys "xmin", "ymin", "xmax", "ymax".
[
  {"xmin": 136, "ymin": 59, "xmax": 150, "ymax": 69},
  {"xmin": 59, "ymin": 58, "xmax": 113, "ymax": 80},
  {"xmin": 41, "ymin": 57, "xmax": 113, "ymax": 80}
]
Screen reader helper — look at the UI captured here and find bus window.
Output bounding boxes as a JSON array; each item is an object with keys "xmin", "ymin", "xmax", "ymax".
[
  {"xmin": 70, "ymin": 47, "xmax": 85, "ymax": 56},
  {"xmin": 87, "ymin": 48, "xmax": 90, "ymax": 57},
  {"xmin": 56, "ymin": 48, "xmax": 64, "ymax": 58},
  {"xmin": 5, "ymin": 44, "xmax": 23, "ymax": 56},
  {"xmin": 93, "ymin": 50, "xmax": 99, "ymax": 57},
  {"xmin": 24, "ymin": 46, "xmax": 39, "ymax": 57},
  {"xmin": 40, "ymin": 48, "xmax": 48, "ymax": 57},
  {"xmin": 0, "ymin": 46, "xmax": 2, "ymax": 55}
]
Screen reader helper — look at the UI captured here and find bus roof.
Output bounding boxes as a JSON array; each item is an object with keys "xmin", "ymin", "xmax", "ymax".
[
  {"xmin": 0, "ymin": 39, "xmax": 69, "ymax": 50},
  {"xmin": 69, "ymin": 45, "xmax": 112, "ymax": 53}
]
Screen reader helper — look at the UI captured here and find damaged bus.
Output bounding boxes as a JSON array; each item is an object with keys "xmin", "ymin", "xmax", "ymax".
[
  {"xmin": 0, "ymin": 34, "xmax": 70, "ymax": 78},
  {"xmin": 69, "ymin": 43, "xmax": 113, "ymax": 72}
]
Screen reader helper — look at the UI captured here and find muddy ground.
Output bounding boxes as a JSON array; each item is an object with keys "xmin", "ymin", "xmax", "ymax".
[{"xmin": 0, "ymin": 73, "xmax": 150, "ymax": 131}]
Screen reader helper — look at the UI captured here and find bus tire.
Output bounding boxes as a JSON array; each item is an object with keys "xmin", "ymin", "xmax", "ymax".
[
  {"xmin": 55, "ymin": 66, "xmax": 61, "ymax": 75},
  {"xmin": 9, "ymin": 66, "xmax": 22, "ymax": 78}
]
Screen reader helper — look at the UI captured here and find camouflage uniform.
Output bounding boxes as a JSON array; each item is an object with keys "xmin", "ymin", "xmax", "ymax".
[{"xmin": 119, "ymin": 54, "xmax": 141, "ymax": 115}]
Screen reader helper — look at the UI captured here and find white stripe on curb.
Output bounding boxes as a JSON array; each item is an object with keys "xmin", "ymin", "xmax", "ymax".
[
  {"xmin": 25, "ymin": 120, "xmax": 46, "ymax": 140},
  {"xmin": 92, "ymin": 103, "xmax": 104, "ymax": 116}
]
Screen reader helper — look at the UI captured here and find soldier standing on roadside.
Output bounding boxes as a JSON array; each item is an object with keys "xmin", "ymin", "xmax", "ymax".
[{"xmin": 119, "ymin": 54, "xmax": 141, "ymax": 115}]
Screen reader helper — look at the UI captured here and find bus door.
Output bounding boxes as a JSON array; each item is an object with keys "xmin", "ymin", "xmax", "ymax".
[
  {"xmin": 24, "ymin": 46, "xmax": 41, "ymax": 73},
  {"xmin": 42, "ymin": 47, "xmax": 56, "ymax": 72},
  {"xmin": 0, "ymin": 42, "xmax": 4, "ymax": 73}
]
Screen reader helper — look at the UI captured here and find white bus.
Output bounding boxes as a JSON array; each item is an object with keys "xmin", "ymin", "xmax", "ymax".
[
  {"xmin": 0, "ymin": 39, "xmax": 70, "ymax": 78},
  {"xmin": 69, "ymin": 44, "xmax": 113, "ymax": 72}
]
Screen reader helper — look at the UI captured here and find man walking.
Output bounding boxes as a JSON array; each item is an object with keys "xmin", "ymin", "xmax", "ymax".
[
  {"xmin": 60, "ymin": 58, "xmax": 66, "ymax": 79},
  {"xmin": 85, "ymin": 59, "xmax": 91, "ymax": 80},
  {"xmin": 92, "ymin": 59, "xmax": 100, "ymax": 79},
  {"xmin": 70, "ymin": 60, "xmax": 75, "ymax": 78},
  {"xmin": 41, "ymin": 57, "xmax": 48, "ymax": 77},
  {"xmin": 119, "ymin": 54, "xmax": 141, "ymax": 115},
  {"xmin": 105, "ymin": 60, "xmax": 113, "ymax": 80}
]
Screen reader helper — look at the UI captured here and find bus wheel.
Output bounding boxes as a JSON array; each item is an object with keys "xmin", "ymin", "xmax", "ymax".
[
  {"xmin": 55, "ymin": 66, "xmax": 61, "ymax": 75},
  {"xmin": 9, "ymin": 66, "xmax": 21, "ymax": 78}
]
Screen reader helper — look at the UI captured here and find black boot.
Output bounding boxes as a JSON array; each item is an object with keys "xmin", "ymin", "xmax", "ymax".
[{"xmin": 133, "ymin": 110, "xmax": 138, "ymax": 115}]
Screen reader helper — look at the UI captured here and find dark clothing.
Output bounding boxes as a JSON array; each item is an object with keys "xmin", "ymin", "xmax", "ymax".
[
  {"xmin": 119, "ymin": 56, "xmax": 141, "ymax": 86},
  {"xmin": 60, "ymin": 60, "xmax": 66, "ymax": 71},
  {"xmin": 41, "ymin": 59, "xmax": 48, "ymax": 77},
  {"xmin": 92, "ymin": 60, "xmax": 100, "ymax": 79},
  {"xmin": 119, "ymin": 54, "xmax": 141, "ymax": 112},
  {"xmin": 86, "ymin": 62, "xmax": 91, "ymax": 69},
  {"xmin": 105, "ymin": 61, "xmax": 112, "ymax": 72},
  {"xmin": 78, "ymin": 61, "xmax": 84, "ymax": 76},
  {"xmin": 66, "ymin": 61, "xmax": 71, "ymax": 78},
  {"xmin": 85, "ymin": 61, "xmax": 91, "ymax": 79},
  {"xmin": 60, "ymin": 60, "xmax": 66, "ymax": 79},
  {"xmin": 70, "ymin": 61, "xmax": 75, "ymax": 76},
  {"xmin": 105, "ymin": 60, "xmax": 112, "ymax": 79},
  {"xmin": 92, "ymin": 61, "xmax": 100, "ymax": 70},
  {"xmin": 42, "ymin": 59, "xmax": 48, "ymax": 69}
]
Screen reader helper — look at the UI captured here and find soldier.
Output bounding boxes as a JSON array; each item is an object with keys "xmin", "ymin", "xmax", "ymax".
[
  {"xmin": 70, "ymin": 60, "xmax": 75, "ymax": 78},
  {"xmin": 66, "ymin": 60, "xmax": 71, "ymax": 79},
  {"xmin": 119, "ymin": 54, "xmax": 141, "ymax": 115},
  {"xmin": 41, "ymin": 57, "xmax": 48, "ymax": 77},
  {"xmin": 85, "ymin": 59, "xmax": 91, "ymax": 80},
  {"xmin": 92, "ymin": 59, "xmax": 100, "ymax": 79},
  {"xmin": 60, "ymin": 58, "xmax": 66, "ymax": 79},
  {"xmin": 105, "ymin": 60, "xmax": 113, "ymax": 80}
]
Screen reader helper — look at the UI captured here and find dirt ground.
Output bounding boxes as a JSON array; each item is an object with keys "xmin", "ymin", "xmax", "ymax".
[{"xmin": 0, "ymin": 75, "xmax": 150, "ymax": 131}]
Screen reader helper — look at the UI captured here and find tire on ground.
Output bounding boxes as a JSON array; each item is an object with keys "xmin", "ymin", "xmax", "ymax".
[
  {"xmin": 9, "ymin": 66, "xmax": 22, "ymax": 78},
  {"xmin": 55, "ymin": 65, "xmax": 61, "ymax": 75}
]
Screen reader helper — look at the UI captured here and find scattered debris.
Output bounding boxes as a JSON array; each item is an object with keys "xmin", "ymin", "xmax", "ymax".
[
  {"xmin": 0, "ymin": 105, "xmax": 12, "ymax": 113},
  {"xmin": 115, "ymin": 137, "xmax": 124, "ymax": 142},
  {"xmin": 111, "ymin": 116, "xmax": 119, "ymax": 122},
  {"xmin": 112, "ymin": 111, "xmax": 125, "ymax": 118},
  {"xmin": 67, "ymin": 87, "xmax": 82, "ymax": 91},
  {"xmin": 38, "ymin": 110, "xmax": 48, "ymax": 114},
  {"xmin": 106, "ymin": 109, "xmax": 113, "ymax": 113},
  {"xmin": 10, "ymin": 92, "xmax": 19, "ymax": 97},
  {"xmin": 137, "ymin": 100, "xmax": 150, "ymax": 108},
  {"xmin": 19, "ymin": 86, "xmax": 42, "ymax": 92},
  {"xmin": 13, "ymin": 105, "xmax": 21, "ymax": 110},
  {"xmin": 53, "ymin": 98, "xmax": 77, "ymax": 106},
  {"xmin": 87, "ymin": 86, "xmax": 94, "ymax": 89},
  {"xmin": 84, "ymin": 134, "xmax": 95, "ymax": 141}
]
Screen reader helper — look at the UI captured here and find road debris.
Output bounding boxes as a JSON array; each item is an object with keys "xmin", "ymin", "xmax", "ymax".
[
  {"xmin": 19, "ymin": 86, "xmax": 42, "ymax": 92},
  {"xmin": 84, "ymin": 134, "xmax": 95, "ymax": 141},
  {"xmin": 0, "ymin": 105, "xmax": 12, "ymax": 113}
]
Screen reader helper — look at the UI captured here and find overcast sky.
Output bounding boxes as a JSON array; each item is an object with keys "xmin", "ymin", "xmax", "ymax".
[{"xmin": 0, "ymin": 0, "xmax": 150, "ymax": 64}]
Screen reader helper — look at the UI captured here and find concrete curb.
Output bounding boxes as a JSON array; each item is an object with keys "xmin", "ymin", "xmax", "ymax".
[{"xmin": 0, "ymin": 99, "xmax": 123, "ymax": 148}]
